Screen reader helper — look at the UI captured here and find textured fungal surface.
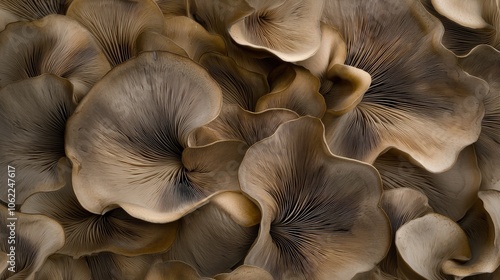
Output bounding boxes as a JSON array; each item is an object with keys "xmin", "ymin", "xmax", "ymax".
[{"xmin": 0, "ymin": 0, "xmax": 498, "ymax": 279}]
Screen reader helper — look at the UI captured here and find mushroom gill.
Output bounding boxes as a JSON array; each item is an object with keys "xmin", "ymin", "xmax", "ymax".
[
  {"xmin": 0, "ymin": 75, "xmax": 75, "ymax": 205},
  {"xmin": 21, "ymin": 183, "xmax": 178, "ymax": 258},
  {"xmin": 228, "ymin": 0, "xmax": 324, "ymax": 62},
  {"xmin": 189, "ymin": 104, "xmax": 298, "ymax": 147},
  {"xmin": 256, "ymin": 64, "xmax": 327, "ymax": 118},
  {"xmin": 66, "ymin": 51, "xmax": 245, "ymax": 223},
  {"xmin": 240, "ymin": 116, "xmax": 391, "ymax": 280},
  {"xmin": 214, "ymin": 265, "xmax": 274, "ymax": 280},
  {"xmin": 0, "ymin": 15, "xmax": 111, "ymax": 101},
  {"xmin": 0, "ymin": 205, "xmax": 65, "ymax": 280},
  {"xmin": 67, "ymin": 0, "xmax": 165, "ymax": 67},
  {"xmin": 0, "ymin": 0, "xmax": 72, "ymax": 31},
  {"xmin": 34, "ymin": 254, "xmax": 91, "ymax": 280},
  {"xmin": 163, "ymin": 195, "xmax": 259, "ymax": 276},
  {"xmin": 321, "ymin": 0, "xmax": 488, "ymax": 172},
  {"xmin": 145, "ymin": 260, "xmax": 208, "ymax": 280},
  {"xmin": 458, "ymin": 45, "xmax": 500, "ymax": 191}
]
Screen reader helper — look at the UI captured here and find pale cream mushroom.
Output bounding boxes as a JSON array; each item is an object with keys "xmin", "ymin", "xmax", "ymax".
[
  {"xmin": 396, "ymin": 213, "xmax": 471, "ymax": 280},
  {"xmin": 67, "ymin": 0, "xmax": 165, "ymax": 66},
  {"xmin": 66, "ymin": 51, "xmax": 245, "ymax": 223},
  {"xmin": 0, "ymin": 75, "xmax": 75, "ymax": 205},
  {"xmin": 229, "ymin": 0, "xmax": 324, "ymax": 62},
  {"xmin": 321, "ymin": 0, "xmax": 488, "ymax": 172},
  {"xmin": 240, "ymin": 116, "xmax": 390, "ymax": 280},
  {"xmin": 0, "ymin": 15, "xmax": 111, "ymax": 101}
]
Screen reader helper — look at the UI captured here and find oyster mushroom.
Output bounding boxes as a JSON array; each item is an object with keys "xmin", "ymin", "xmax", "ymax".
[
  {"xmin": 396, "ymin": 213, "xmax": 471, "ymax": 280},
  {"xmin": 374, "ymin": 146, "xmax": 480, "ymax": 221},
  {"xmin": 0, "ymin": 205, "xmax": 65, "ymax": 280},
  {"xmin": 67, "ymin": 0, "xmax": 165, "ymax": 66},
  {"xmin": 84, "ymin": 252, "xmax": 156, "ymax": 280},
  {"xmin": 321, "ymin": 0, "xmax": 488, "ymax": 172},
  {"xmin": 198, "ymin": 52, "xmax": 269, "ymax": 111},
  {"xmin": 0, "ymin": 0, "xmax": 72, "ymax": 31},
  {"xmin": 66, "ymin": 51, "xmax": 245, "ymax": 223},
  {"xmin": 0, "ymin": 75, "xmax": 76, "ymax": 205},
  {"xmin": 34, "ymin": 255, "xmax": 91, "ymax": 280},
  {"xmin": 0, "ymin": 15, "xmax": 111, "ymax": 101},
  {"xmin": 21, "ymin": 183, "xmax": 178, "ymax": 258},
  {"xmin": 189, "ymin": 104, "xmax": 298, "ymax": 147},
  {"xmin": 379, "ymin": 188, "xmax": 434, "ymax": 276},
  {"xmin": 163, "ymin": 195, "xmax": 259, "ymax": 276},
  {"xmin": 228, "ymin": 0, "xmax": 324, "ymax": 62},
  {"xmin": 239, "ymin": 116, "xmax": 391, "ymax": 280},
  {"xmin": 458, "ymin": 45, "xmax": 500, "ymax": 191},
  {"xmin": 256, "ymin": 64, "xmax": 326, "ymax": 118},
  {"xmin": 164, "ymin": 16, "xmax": 227, "ymax": 62}
]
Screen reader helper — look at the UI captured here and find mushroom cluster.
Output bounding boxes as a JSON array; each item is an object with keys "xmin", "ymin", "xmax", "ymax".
[{"xmin": 0, "ymin": 0, "xmax": 499, "ymax": 279}]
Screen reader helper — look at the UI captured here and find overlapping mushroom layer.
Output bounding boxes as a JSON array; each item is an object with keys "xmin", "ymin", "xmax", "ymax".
[{"xmin": 0, "ymin": 0, "xmax": 499, "ymax": 279}]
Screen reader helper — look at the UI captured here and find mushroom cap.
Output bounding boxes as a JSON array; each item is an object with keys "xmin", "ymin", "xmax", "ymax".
[
  {"xmin": 240, "ymin": 116, "xmax": 390, "ymax": 280},
  {"xmin": 321, "ymin": 0, "xmax": 488, "ymax": 172},
  {"xmin": 0, "ymin": 205, "xmax": 65, "ymax": 280},
  {"xmin": 163, "ymin": 200, "xmax": 258, "ymax": 276},
  {"xmin": 458, "ymin": 45, "xmax": 500, "ymax": 191},
  {"xmin": 0, "ymin": 0, "xmax": 72, "ymax": 31},
  {"xmin": 84, "ymin": 253, "xmax": 157, "ymax": 280},
  {"xmin": 431, "ymin": 0, "xmax": 489, "ymax": 29},
  {"xmin": 198, "ymin": 52, "xmax": 269, "ymax": 111},
  {"xmin": 374, "ymin": 146, "xmax": 480, "ymax": 221},
  {"xmin": 67, "ymin": 0, "xmax": 165, "ymax": 66},
  {"xmin": 256, "ymin": 64, "xmax": 326, "ymax": 118},
  {"xmin": 164, "ymin": 16, "xmax": 227, "ymax": 62},
  {"xmin": 145, "ymin": 260, "xmax": 209, "ymax": 280},
  {"xmin": 228, "ymin": 0, "xmax": 324, "ymax": 62},
  {"xmin": 189, "ymin": 104, "xmax": 299, "ymax": 147},
  {"xmin": 214, "ymin": 265, "xmax": 273, "ymax": 280},
  {"xmin": 21, "ymin": 183, "xmax": 179, "ymax": 257},
  {"xmin": 0, "ymin": 14, "xmax": 111, "ymax": 101},
  {"xmin": 34, "ymin": 254, "xmax": 91, "ymax": 280},
  {"xmin": 136, "ymin": 31, "xmax": 188, "ymax": 57},
  {"xmin": 396, "ymin": 213, "xmax": 471, "ymax": 280},
  {"xmin": 66, "ymin": 51, "xmax": 248, "ymax": 223},
  {"xmin": 0, "ymin": 74, "xmax": 76, "ymax": 205}
]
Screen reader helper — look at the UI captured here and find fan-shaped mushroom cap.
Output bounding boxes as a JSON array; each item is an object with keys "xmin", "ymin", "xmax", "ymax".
[
  {"xmin": 295, "ymin": 23, "xmax": 347, "ymax": 78},
  {"xmin": 240, "ymin": 116, "xmax": 390, "ymax": 280},
  {"xmin": 0, "ymin": 0, "xmax": 72, "ymax": 31},
  {"xmin": 0, "ymin": 75, "xmax": 76, "ymax": 205},
  {"xmin": 321, "ymin": 0, "xmax": 488, "ymax": 172},
  {"xmin": 145, "ymin": 260, "xmax": 210, "ymax": 280},
  {"xmin": 164, "ymin": 16, "xmax": 227, "ymax": 62},
  {"xmin": 352, "ymin": 266, "xmax": 400, "ymax": 280},
  {"xmin": 66, "ymin": 51, "xmax": 247, "ymax": 223},
  {"xmin": 256, "ymin": 64, "xmax": 326, "ymax": 118},
  {"xmin": 189, "ymin": 104, "xmax": 298, "ymax": 147},
  {"xmin": 34, "ymin": 254, "xmax": 91, "ymax": 280},
  {"xmin": 0, "ymin": 205, "xmax": 65, "ymax": 280},
  {"xmin": 199, "ymin": 52, "xmax": 269, "ymax": 111},
  {"xmin": 228, "ymin": 0, "xmax": 324, "ymax": 62},
  {"xmin": 458, "ymin": 45, "xmax": 500, "ymax": 191},
  {"xmin": 374, "ymin": 146, "xmax": 480, "ymax": 221},
  {"xmin": 21, "ymin": 183, "xmax": 178, "ymax": 257},
  {"xmin": 442, "ymin": 191, "xmax": 500, "ymax": 277},
  {"xmin": 396, "ymin": 213, "xmax": 471, "ymax": 280},
  {"xmin": 67, "ymin": 0, "xmax": 165, "ymax": 66},
  {"xmin": 214, "ymin": 265, "xmax": 273, "ymax": 280},
  {"xmin": 0, "ymin": 15, "xmax": 110, "ymax": 101},
  {"xmin": 379, "ymin": 188, "xmax": 434, "ymax": 276},
  {"xmin": 84, "ymin": 253, "xmax": 156, "ymax": 280},
  {"xmin": 431, "ymin": 0, "xmax": 489, "ymax": 29},
  {"xmin": 164, "ymin": 200, "xmax": 258, "ymax": 276}
]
